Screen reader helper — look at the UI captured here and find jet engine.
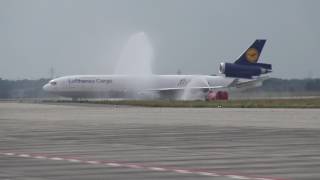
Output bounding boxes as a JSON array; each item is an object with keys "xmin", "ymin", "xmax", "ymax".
[{"xmin": 219, "ymin": 62, "xmax": 271, "ymax": 79}]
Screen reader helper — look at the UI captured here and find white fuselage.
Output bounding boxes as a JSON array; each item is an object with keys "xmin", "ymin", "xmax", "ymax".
[
  {"xmin": 43, "ymin": 74, "xmax": 235, "ymax": 100},
  {"xmin": 42, "ymin": 39, "xmax": 271, "ymax": 100}
]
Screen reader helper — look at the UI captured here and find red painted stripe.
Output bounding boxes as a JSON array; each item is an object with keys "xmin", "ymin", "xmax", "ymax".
[{"xmin": 0, "ymin": 151, "xmax": 290, "ymax": 180}]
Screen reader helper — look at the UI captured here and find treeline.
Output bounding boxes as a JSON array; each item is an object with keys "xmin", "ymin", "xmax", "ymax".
[
  {"xmin": 256, "ymin": 78, "xmax": 320, "ymax": 92},
  {"xmin": 0, "ymin": 78, "xmax": 319, "ymax": 99},
  {"xmin": 0, "ymin": 78, "xmax": 50, "ymax": 99}
]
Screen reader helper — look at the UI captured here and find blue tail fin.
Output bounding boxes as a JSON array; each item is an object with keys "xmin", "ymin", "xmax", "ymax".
[
  {"xmin": 219, "ymin": 39, "xmax": 272, "ymax": 79},
  {"xmin": 235, "ymin": 39, "xmax": 266, "ymax": 65}
]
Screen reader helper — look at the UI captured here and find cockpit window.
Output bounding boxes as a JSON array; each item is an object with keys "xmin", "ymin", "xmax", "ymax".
[{"xmin": 50, "ymin": 81, "xmax": 57, "ymax": 86}]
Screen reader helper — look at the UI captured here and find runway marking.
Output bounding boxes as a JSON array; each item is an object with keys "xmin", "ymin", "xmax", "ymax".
[
  {"xmin": 18, "ymin": 154, "xmax": 30, "ymax": 158},
  {"xmin": 173, "ymin": 169, "xmax": 192, "ymax": 174},
  {"xmin": 148, "ymin": 167, "xmax": 167, "ymax": 171},
  {"xmin": 227, "ymin": 175, "xmax": 251, "ymax": 179},
  {"xmin": 50, "ymin": 157, "xmax": 64, "ymax": 161},
  {"xmin": 86, "ymin": 160, "xmax": 100, "ymax": 165},
  {"xmin": 66, "ymin": 158, "xmax": 82, "ymax": 163},
  {"xmin": 125, "ymin": 164, "xmax": 143, "ymax": 169},
  {"xmin": 34, "ymin": 156, "xmax": 47, "ymax": 159},
  {"xmin": 0, "ymin": 151, "xmax": 289, "ymax": 180},
  {"xmin": 196, "ymin": 171, "xmax": 220, "ymax": 176},
  {"xmin": 106, "ymin": 162, "xmax": 122, "ymax": 167}
]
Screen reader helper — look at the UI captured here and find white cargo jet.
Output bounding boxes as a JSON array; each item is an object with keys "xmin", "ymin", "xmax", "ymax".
[{"xmin": 43, "ymin": 40, "xmax": 272, "ymax": 101}]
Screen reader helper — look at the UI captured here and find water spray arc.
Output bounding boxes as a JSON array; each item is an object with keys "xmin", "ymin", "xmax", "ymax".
[
  {"xmin": 114, "ymin": 32, "xmax": 154, "ymax": 75},
  {"xmin": 113, "ymin": 32, "xmax": 156, "ymax": 99}
]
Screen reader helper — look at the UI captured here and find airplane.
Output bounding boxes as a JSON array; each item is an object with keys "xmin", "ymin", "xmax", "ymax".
[{"xmin": 43, "ymin": 39, "xmax": 272, "ymax": 101}]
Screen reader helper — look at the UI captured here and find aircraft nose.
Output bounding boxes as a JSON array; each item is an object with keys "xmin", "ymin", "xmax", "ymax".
[{"xmin": 43, "ymin": 84, "xmax": 51, "ymax": 92}]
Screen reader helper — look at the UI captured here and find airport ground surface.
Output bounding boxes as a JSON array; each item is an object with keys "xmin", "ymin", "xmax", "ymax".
[{"xmin": 0, "ymin": 102, "xmax": 320, "ymax": 180}]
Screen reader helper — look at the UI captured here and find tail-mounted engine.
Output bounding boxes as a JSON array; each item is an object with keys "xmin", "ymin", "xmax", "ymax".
[{"xmin": 219, "ymin": 62, "xmax": 272, "ymax": 79}]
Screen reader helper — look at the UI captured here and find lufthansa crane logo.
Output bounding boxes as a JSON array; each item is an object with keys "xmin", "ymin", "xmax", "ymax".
[{"xmin": 245, "ymin": 48, "xmax": 259, "ymax": 63}]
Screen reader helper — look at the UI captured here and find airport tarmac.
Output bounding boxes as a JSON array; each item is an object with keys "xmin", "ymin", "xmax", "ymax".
[{"xmin": 0, "ymin": 102, "xmax": 319, "ymax": 180}]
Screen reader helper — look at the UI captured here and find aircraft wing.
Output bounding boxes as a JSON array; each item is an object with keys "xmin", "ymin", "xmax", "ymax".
[
  {"xmin": 147, "ymin": 76, "xmax": 268, "ymax": 92},
  {"xmin": 228, "ymin": 76, "xmax": 268, "ymax": 89},
  {"xmin": 145, "ymin": 86, "xmax": 226, "ymax": 99},
  {"xmin": 142, "ymin": 76, "xmax": 268, "ymax": 99},
  {"xmin": 144, "ymin": 76, "xmax": 268, "ymax": 99},
  {"xmin": 147, "ymin": 86, "xmax": 225, "ymax": 92}
]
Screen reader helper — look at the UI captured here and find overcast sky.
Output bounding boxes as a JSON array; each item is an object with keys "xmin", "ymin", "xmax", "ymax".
[{"xmin": 0, "ymin": 0, "xmax": 319, "ymax": 79}]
